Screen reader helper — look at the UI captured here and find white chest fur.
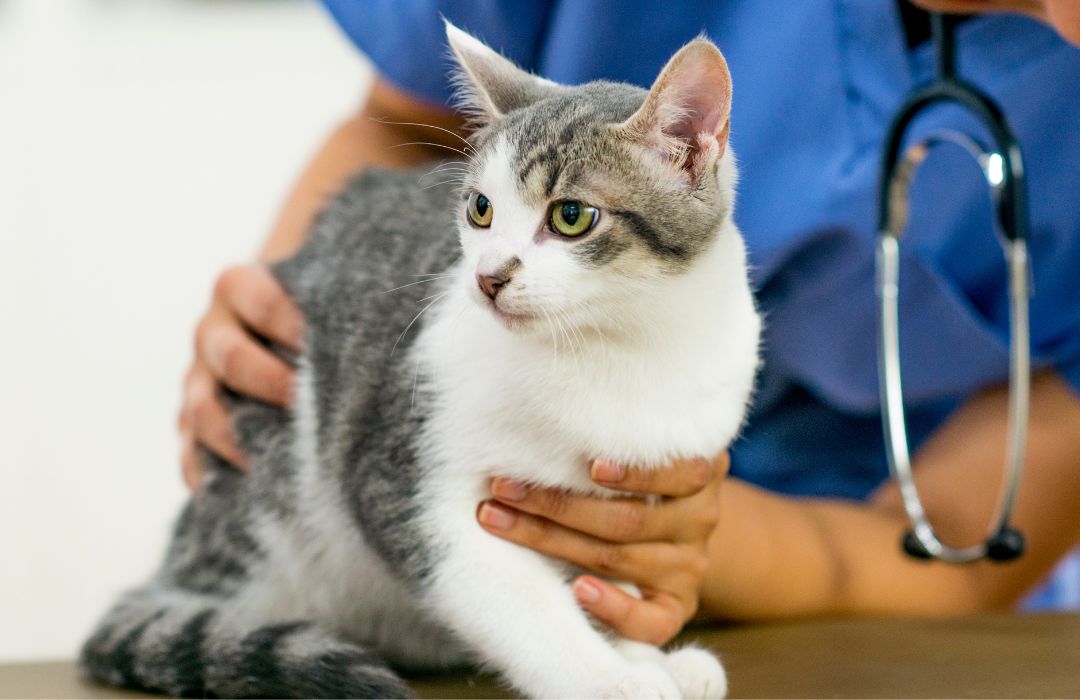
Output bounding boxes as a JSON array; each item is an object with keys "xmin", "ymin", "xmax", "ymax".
[{"xmin": 417, "ymin": 223, "xmax": 760, "ymax": 493}]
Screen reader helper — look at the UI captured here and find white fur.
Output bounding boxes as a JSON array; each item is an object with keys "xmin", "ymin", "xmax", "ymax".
[{"xmin": 405, "ymin": 140, "xmax": 758, "ymax": 697}]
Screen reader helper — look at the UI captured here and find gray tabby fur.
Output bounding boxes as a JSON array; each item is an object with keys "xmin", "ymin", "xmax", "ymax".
[
  {"xmin": 81, "ymin": 25, "xmax": 756, "ymax": 699},
  {"xmin": 81, "ymin": 170, "xmax": 463, "ymax": 698}
]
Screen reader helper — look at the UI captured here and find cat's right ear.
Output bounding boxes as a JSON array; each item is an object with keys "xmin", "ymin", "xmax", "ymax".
[{"xmin": 445, "ymin": 20, "xmax": 559, "ymax": 127}]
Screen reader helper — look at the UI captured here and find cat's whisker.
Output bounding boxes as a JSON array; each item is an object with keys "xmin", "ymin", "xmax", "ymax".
[
  {"xmin": 580, "ymin": 306, "xmax": 606, "ymax": 349},
  {"xmin": 418, "ymin": 163, "xmax": 469, "ymax": 178},
  {"xmin": 419, "ymin": 164, "xmax": 470, "ymax": 182},
  {"xmin": 552, "ymin": 307, "xmax": 581, "ymax": 370},
  {"xmin": 422, "ymin": 173, "xmax": 468, "ymax": 183},
  {"xmin": 421, "ymin": 179, "xmax": 467, "ymax": 191},
  {"xmin": 555, "ymin": 305, "xmax": 587, "ymax": 354},
  {"xmin": 570, "ymin": 299, "xmax": 628, "ymax": 346},
  {"xmin": 382, "ymin": 276, "xmax": 453, "ymax": 295},
  {"xmin": 416, "ymin": 290, "xmax": 448, "ymax": 303},
  {"xmin": 593, "ymin": 305, "xmax": 636, "ymax": 343},
  {"xmin": 392, "ymin": 292, "xmax": 448, "ymax": 356},
  {"xmin": 368, "ymin": 117, "xmax": 478, "ymax": 155},
  {"xmin": 570, "ymin": 314, "xmax": 589, "ymax": 363},
  {"xmin": 538, "ymin": 307, "xmax": 560, "ymax": 365},
  {"xmin": 388, "ymin": 141, "xmax": 476, "ymax": 163},
  {"xmin": 419, "ymin": 174, "xmax": 468, "ymax": 187},
  {"xmin": 423, "ymin": 163, "xmax": 471, "ymax": 175},
  {"xmin": 419, "ymin": 173, "xmax": 468, "ymax": 186},
  {"xmin": 447, "ymin": 299, "xmax": 471, "ymax": 346},
  {"xmin": 424, "ymin": 163, "xmax": 469, "ymax": 172}
]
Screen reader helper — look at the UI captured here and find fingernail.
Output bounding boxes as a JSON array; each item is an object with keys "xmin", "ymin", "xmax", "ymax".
[
  {"xmin": 491, "ymin": 477, "xmax": 528, "ymax": 502},
  {"xmin": 573, "ymin": 578, "xmax": 602, "ymax": 605},
  {"xmin": 591, "ymin": 459, "xmax": 626, "ymax": 483},
  {"xmin": 478, "ymin": 501, "xmax": 517, "ymax": 530}
]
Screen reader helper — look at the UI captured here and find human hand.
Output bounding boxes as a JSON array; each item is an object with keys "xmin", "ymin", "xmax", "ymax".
[
  {"xmin": 911, "ymin": 0, "xmax": 1080, "ymax": 46},
  {"xmin": 477, "ymin": 453, "xmax": 729, "ymax": 645},
  {"xmin": 178, "ymin": 264, "xmax": 303, "ymax": 489}
]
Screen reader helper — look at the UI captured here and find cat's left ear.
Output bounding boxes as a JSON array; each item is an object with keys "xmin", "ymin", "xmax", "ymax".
[
  {"xmin": 445, "ymin": 20, "xmax": 560, "ymax": 126},
  {"xmin": 618, "ymin": 39, "xmax": 732, "ymax": 185}
]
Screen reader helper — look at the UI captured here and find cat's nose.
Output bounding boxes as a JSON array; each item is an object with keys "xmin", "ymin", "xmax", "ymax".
[{"xmin": 477, "ymin": 271, "xmax": 510, "ymax": 300}]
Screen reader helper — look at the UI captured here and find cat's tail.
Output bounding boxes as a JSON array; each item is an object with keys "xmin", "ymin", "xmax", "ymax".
[{"xmin": 79, "ymin": 586, "xmax": 412, "ymax": 698}]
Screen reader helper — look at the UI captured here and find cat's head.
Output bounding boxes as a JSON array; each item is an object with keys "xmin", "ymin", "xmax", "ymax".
[{"xmin": 445, "ymin": 22, "xmax": 736, "ymax": 334}]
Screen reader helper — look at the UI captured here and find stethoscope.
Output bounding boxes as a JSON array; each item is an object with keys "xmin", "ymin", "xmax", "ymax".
[{"xmin": 876, "ymin": 13, "xmax": 1028, "ymax": 563}]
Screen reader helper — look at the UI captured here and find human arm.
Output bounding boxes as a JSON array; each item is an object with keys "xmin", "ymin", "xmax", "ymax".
[
  {"xmin": 702, "ymin": 370, "xmax": 1080, "ymax": 619},
  {"xmin": 482, "ymin": 371, "xmax": 1080, "ymax": 639},
  {"xmin": 180, "ymin": 79, "xmax": 464, "ymax": 488},
  {"xmin": 257, "ymin": 78, "xmax": 467, "ymax": 262}
]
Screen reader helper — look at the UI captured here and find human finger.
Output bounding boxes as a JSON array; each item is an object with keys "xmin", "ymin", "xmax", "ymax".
[
  {"xmin": 213, "ymin": 265, "xmax": 304, "ymax": 351},
  {"xmin": 180, "ymin": 437, "xmax": 202, "ymax": 491},
  {"xmin": 589, "ymin": 453, "xmax": 729, "ymax": 497},
  {"xmin": 489, "ymin": 478, "xmax": 711, "ymax": 543},
  {"xmin": 183, "ymin": 365, "xmax": 248, "ymax": 469},
  {"xmin": 197, "ymin": 319, "xmax": 295, "ymax": 407},
  {"xmin": 477, "ymin": 501, "xmax": 687, "ymax": 583},
  {"xmin": 572, "ymin": 576, "xmax": 689, "ymax": 646}
]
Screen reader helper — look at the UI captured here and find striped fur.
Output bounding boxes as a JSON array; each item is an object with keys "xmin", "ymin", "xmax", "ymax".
[
  {"xmin": 81, "ymin": 588, "xmax": 410, "ymax": 698},
  {"xmin": 82, "ymin": 25, "xmax": 756, "ymax": 699}
]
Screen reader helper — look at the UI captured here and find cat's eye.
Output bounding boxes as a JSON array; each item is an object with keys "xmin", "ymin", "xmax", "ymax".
[
  {"xmin": 549, "ymin": 201, "xmax": 598, "ymax": 238},
  {"xmin": 467, "ymin": 192, "xmax": 493, "ymax": 228}
]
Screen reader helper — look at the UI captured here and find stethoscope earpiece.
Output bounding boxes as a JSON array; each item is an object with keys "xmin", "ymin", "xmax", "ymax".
[
  {"xmin": 986, "ymin": 527, "xmax": 1025, "ymax": 562},
  {"xmin": 902, "ymin": 527, "xmax": 1025, "ymax": 563},
  {"xmin": 901, "ymin": 530, "xmax": 934, "ymax": 560}
]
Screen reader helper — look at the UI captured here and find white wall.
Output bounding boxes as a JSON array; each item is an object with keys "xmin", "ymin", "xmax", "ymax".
[{"xmin": 0, "ymin": 0, "xmax": 372, "ymax": 662}]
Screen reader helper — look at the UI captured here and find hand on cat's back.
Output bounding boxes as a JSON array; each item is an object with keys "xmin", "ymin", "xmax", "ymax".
[
  {"xmin": 478, "ymin": 453, "xmax": 729, "ymax": 645},
  {"xmin": 179, "ymin": 264, "xmax": 303, "ymax": 489}
]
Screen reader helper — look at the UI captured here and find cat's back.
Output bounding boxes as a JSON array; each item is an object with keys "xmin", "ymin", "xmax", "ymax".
[
  {"xmin": 246, "ymin": 164, "xmax": 467, "ymax": 599},
  {"xmin": 269, "ymin": 164, "xmax": 462, "ymax": 435},
  {"xmin": 275, "ymin": 165, "xmax": 462, "ymax": 315}
]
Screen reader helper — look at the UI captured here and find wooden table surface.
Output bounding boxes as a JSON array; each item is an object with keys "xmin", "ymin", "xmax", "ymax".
[{"xmin": 2, "ymin": 614, "xmax": 1078, "ymax": 698}]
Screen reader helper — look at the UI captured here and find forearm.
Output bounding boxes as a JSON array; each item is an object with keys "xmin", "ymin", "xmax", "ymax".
[
  {"xmin": 702, "ymin": 372, "xmax": 1080, "ymax": 621},
  {"xmin": 259, "ymin": 79, "xmax": 465, "ymax": 262},
  {"xmin": 703, "ymin": 480, "xmax": 993, "ymax": 619}
]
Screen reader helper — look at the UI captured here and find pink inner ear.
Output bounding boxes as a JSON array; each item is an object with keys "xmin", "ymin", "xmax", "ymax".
[
  {"xmin": 660, "ymin": 60, "xmax": 730, "ymax": 142},
  {"xmin": 639, "ymin": 45, "xmax": 732, "ymax": 181}
]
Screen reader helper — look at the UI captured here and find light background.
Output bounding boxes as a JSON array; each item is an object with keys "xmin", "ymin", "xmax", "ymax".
[{"xmin": 0, "ymin": 0, "xmax": 373, "ymax": 662}]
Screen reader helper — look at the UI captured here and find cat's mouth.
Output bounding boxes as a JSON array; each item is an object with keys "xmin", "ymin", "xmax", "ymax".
[
  {"xmin": 488, "ymin": 300, "xmax": 535, "ymax": 329},
  {"xmin": 469, "ymin": 282, "xmax": 536, "ymax": 329}
]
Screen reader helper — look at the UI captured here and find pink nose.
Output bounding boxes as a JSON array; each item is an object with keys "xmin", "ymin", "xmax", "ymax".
[{"xmin": 477, "ymin": 272, "xmax": 509, "ymax": 300}]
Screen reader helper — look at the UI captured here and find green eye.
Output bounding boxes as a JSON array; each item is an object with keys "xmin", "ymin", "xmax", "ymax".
[
  {"xmin": 467, "ymin": 192, "xmax": 493, "ymax": 227},
  {"xmin": 550, "ymin": 200, "xmax": 598, "ymax": 237}
]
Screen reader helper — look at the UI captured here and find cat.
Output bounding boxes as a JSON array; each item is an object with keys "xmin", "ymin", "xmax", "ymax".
[{"xmin": 80, "ymin": 22, "xmax": 760, "ymax": 700}]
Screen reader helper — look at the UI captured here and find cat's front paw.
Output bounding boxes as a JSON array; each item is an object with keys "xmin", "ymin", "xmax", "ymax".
[
  {"xmin": 662, "ymin": 647, "xmax": 727, "ymax": 699},
  {"xmin": 593, "ymin": 662, "xmax": 683, "ymax": 699}
]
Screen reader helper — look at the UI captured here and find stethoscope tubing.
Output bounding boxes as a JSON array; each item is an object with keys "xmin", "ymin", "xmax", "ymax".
[{"xmin": 875, "ymin": 13, "xmax": 1030, "ymax": 563}]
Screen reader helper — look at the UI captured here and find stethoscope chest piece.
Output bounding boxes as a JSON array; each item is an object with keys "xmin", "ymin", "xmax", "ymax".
[{"xmin": 876, "ymin": 14, "xmax": 1030, "ymax": 565}]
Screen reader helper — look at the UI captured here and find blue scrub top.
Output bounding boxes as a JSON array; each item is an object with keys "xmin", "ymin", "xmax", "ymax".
[{"xmin": 321, "ymin": 0, "xmax": 1080, "ymax": 607}]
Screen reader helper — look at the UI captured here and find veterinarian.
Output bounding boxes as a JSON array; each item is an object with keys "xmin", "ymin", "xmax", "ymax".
[{"xmin": 178, "ymin": 0, "xmax": 1080, "ymax": 645}]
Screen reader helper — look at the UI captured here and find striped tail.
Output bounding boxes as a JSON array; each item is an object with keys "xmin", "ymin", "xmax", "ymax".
[{"xmin": 80, "ymin": 587, "xmax": 412, "ymax": 698}]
